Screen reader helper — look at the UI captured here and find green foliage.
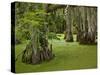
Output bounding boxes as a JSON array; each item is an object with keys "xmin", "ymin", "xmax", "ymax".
[
  {"xmin": 48, "ymin": 32, "xmax": 60, "ymax": 40},
  {"xmin": 39, "ymin": 32, "xmax": 47, "ymax": 47},
  {"xmin": 15, "ymin": 2, "xmax": 47, "ymax": 43},
  {"xmin": 47, "ymin": 9, "xmax": 65, "ymax": 33}
]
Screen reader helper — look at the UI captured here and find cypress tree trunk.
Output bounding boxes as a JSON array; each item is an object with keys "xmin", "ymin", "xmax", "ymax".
[
  {"xmin": 86, "ymin": 7, "xmax": 97, "ymax": 44},
  {"xmin": 74, "ymin": 7, "xmax": 82, "ymax": 42},
  {"xmin": 78, "ymin": 7, "xmax": 97, "ymax": 44},
  {"xmin": 22, "ymin": 4, "xmax": 55, "ymax": 64},
  {"xmin": 22, "ymin": 28, "xmax": 54, "ymax": 64},
  {"xmin": 64, "ymin": 6, "xmax": 73, "ymax": 42}
]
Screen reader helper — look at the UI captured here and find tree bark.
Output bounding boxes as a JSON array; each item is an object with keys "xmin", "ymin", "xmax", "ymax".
[
  {"xmin": 22, "ymin": 28, "xmax": 54, "ymax": 64},
  {"xmin": 64, "ymin": 6, "xmax": 73, "ymax": 42},
  {"xmin": 78, "ymin": 7, "xmax": 97, "ymax": 44}
]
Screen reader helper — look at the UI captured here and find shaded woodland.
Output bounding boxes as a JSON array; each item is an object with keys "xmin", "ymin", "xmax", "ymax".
[{"xmin": 15, "ymin": 2, "xmax": 97, "ymax": 65}]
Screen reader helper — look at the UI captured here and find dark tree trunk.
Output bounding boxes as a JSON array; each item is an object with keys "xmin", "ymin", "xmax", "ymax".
[
  {"xmin": 77, "ymin": 7, "xmax": 97, "ymax": 44},
  {"xmin": 22, "ymin": 28, "xmax": 54, "ymax": 64}
]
